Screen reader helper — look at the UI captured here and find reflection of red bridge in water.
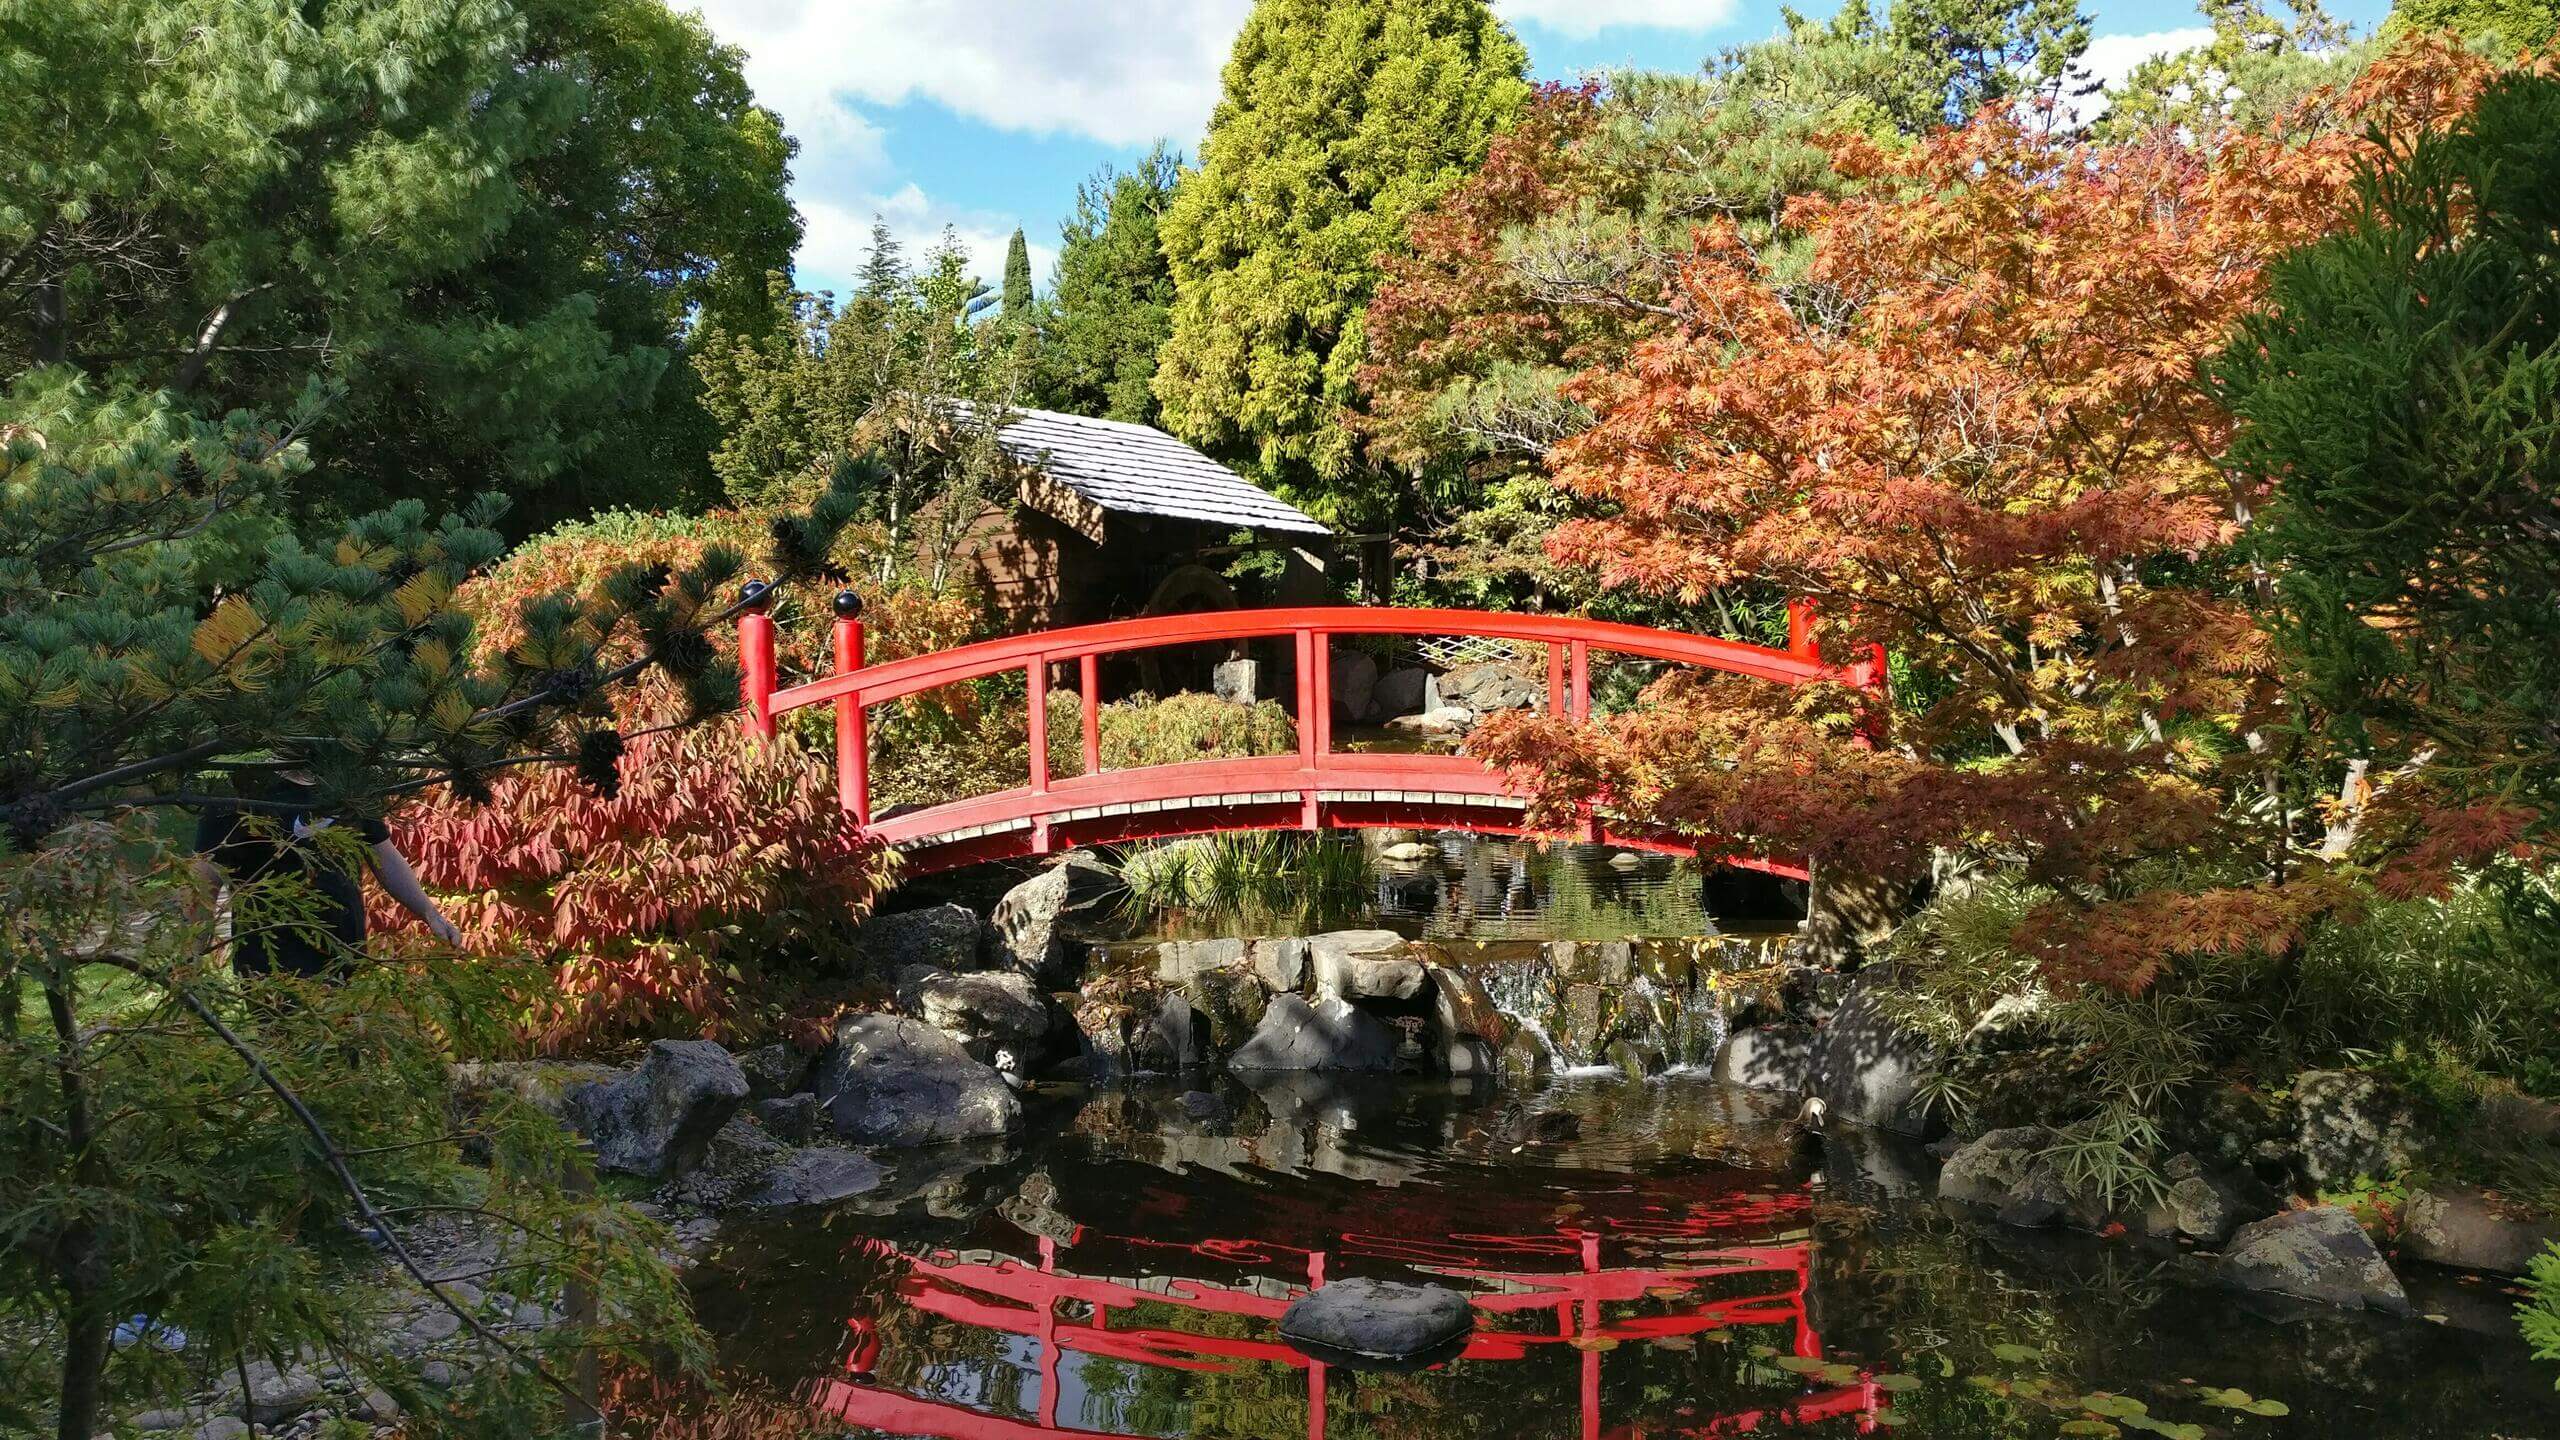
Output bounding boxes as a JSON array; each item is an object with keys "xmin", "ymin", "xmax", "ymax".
[
  {"xmin": 804, "ymin": 1197, "xmax": 1879, "ymax": 1440},
  {"xmin": 739, "ymin": 602, "xmax": 1884, "ymax": 879}
]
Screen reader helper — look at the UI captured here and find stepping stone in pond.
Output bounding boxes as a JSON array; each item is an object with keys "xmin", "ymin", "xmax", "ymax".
[{"xmin": 1279, "ymin": 1278, "xmax": 1473, "ymax": 1369}]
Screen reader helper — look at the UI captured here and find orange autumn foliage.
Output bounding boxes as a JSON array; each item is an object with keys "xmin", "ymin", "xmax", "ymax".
[{"xmin": 1474, "ymin": 37, "xmax": 2513, "ymax": 990}]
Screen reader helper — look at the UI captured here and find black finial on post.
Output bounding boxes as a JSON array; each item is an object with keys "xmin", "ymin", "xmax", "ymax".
[
  {"xmin": 739, "ymin": 579, "xmax": 774, "ymax": 614},
  {"xmin": 832, "ymin": 589, "xmax": 865, "ymax": 620}
]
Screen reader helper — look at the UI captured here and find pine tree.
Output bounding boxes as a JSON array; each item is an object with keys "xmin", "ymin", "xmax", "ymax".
[
  {"xmin": 1153, "ymin": 0, "xmax": 1530, "ymax": 528},
  {"xmin": 2391, "ymin": 0, "xmax": 2559, "ymax": 48},
  {"xmin": 1037, "ymin": 148, "xmax": 1183, "ymax": 425},
  {"xmin": 1888, "ymin": 0, "xmax": 2094, "ymax": 120}
]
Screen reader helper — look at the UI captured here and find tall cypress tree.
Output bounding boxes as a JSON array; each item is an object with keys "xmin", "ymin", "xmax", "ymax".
[
  {"xmin": 1153, "ymin": 0, "xmax": 1529, "ymax": 528},
  {"xmin": 999, "ymin": 228, "xmax": 1035, "ymax": 325}
]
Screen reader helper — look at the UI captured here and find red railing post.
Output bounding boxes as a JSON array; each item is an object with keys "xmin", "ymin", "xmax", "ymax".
[
  {"xmin": 1568, "ymin": 639, "xmax": 1590, "ymax": 721},
  {"xmin": 1786, "ymin": 597, "xmax": 1817, "ymax": 659},
  {"xmin": 1079, "ymin": 652, "xmax": 1100, "ymax": 778},
  {"xmin": 1310, "ymin": 631, "xmax": 1334, "ymax": 757},
  {"xmin": 831, "ymin": 591, "xmax": 869, "ymax": 826},
  {"xmin": 1546, "ymin": 641, "xmax": 1566, "ymax": 718},
  {"xmin": 1026, "ymin": 657, "xmax": 1052, "ymax": 853},
  {"xmin": 737, "ymin": 581, "xmax": 777, "ymax": 742},
  {"xmin": 1294, "ymin": 627, "xmax": 1320, "ymax": 830}
]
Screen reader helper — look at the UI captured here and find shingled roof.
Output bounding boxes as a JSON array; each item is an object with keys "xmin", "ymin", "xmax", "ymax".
[{"xmin": 972, "ymin": 405, "xmax": 1331, "ymax": 538}]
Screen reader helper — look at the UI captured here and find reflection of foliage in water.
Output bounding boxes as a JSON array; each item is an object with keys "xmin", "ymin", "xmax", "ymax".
[{"xmin": 1117, "ymin": 832, "xmax": 1721, "ymax": 942}]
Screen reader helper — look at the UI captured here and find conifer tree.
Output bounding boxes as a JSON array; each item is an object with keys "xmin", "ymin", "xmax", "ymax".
[
  {"xmin": 1037, "ymin": 148, "xmax": 1183, "ymax": 425},
  {"xmin": 1000, "ymin": 228, "xmax": 1036, "ymax": 326},
  {"xmin": 1153, "ymin": 0, "xmax": 1530, "ymax": 527}
]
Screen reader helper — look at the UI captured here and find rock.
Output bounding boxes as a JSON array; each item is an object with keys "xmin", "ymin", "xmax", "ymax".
[
  {"xmin": 1938, "ymin": 1127, "xmax": 2052, "ymax": 1209},
  {"xmin": 1427, "ymin": 964, "xmax": 1508, "ymax": 1043},
  {"xmin": 2168, "ymin": 1167, "xmax": 2277, "ymax": 1245},
  {"xmin": 1808, "ymin": 969, "xmax": 1940, "ymax": 1138},
  {"xmin": 1962, "ymin": 991, "xmax": 2055, "ymax": 1050},
  {"xmin": 738, "ymin": 1043, "xmax": 814, "ymax": 1102},
  {"xmin": 746, "ymin": 1147, "xmax": 886, "ymax": 1210},
  {"xmin": 131, "ymin": 1408, "xmax": 197, "ymax": 1433},
  {"xmin": 1180, "ymin": 1089, "xmax": 1230, "ymax": 1122},
  {"xmin": 1142, "ymin": 993, "xmax": 1209, "ymax": 1069},
  {"xmin": 1444, "ymin": 1037, "xmax": 1499, "ymax": 1076},
  {"xmin": 1213, "ymin": 657, "xmax": 1260, "ymax": 705},
  {"xmin": 1329, "ymin": 648, "xmax": 1379, "ymax": 723},
  {"xmin": 448, "ymin": 1059, "xmax": 620, "ymax": 1121},
  {"xmin": 989, "ymin": 854, "xmax": 1125, "ymax": 985},
  {"xmin": 754, "ymin": 1093, "xmax": 822, "ymax": 1144},
  {"xmin": 1183, "ymin": 966, "xmax": 1268, "ymax": 1053},
  {"xmin": 1250, "ymin": 936, "xmax": 1309, "ymax": 993},
  {"xmin": 1384, "ymin": 707, "xmax": 1471, "ymax": 738},
  {"xmin": 850, "ymin": 902, "xmax": 981, "ymax": 976},
  {"xmin": 1437, "ymin": 660, "xmax": 1541, "ymax": 716},
  {"xmin": 1280, "ymin": 1278, "xmax": 1474, "ymax": 1363},
  {"xmin": 1604, "ymin": 1037, "xmax": 1666, "ymax": 1077},
  {"xmin": 1155, "ymin": 937, "xmax": 1248, "ymax": 982},
  {"xmin": 1380, "ymin": 840, "xmax": 1439, "ymax": 864},
  {"xmin": 912, "ymin": 969, "xmax": 1052, "ymax": 1062},
  {"xmin": 2218, "ymin": 1206, "xmax": 2412, "ymax": 1314},
  {"xmin": 1800, "ymin": 864, "xmax": 1910, "ymax": 967},
  {"xmin": 566, "ymin": 1040, "xmax": 748, "ymax": 1179},
  {"xmin": 420, "ymin": 1360, "xmax": 456, "ymax": 1388},
  {"xmin": 354, "ymin": 1388, "xmax": 400, "ymax": 1422},
  {"xmin": 2293, "ymin": 1070, "xmax": 2416, "ymax": 1187},
  {"xmin": 1545, "ymin": 939, "xmax": 1635, "ymax": 984},
  {"xmin": 1228, "ymin": 994, "xmax": 1398, "ymax": 1072},
  {"xmin": 816, "ymin": 1015, "xmax": 1022, "ymax": 1146},
  {"xmin": 1997, "ymin": 1192, "xmax": 2065, "ymax": 1229},
  {"xmin": 2481, "ymin": 1091, "xmax": 2560, "ymax": 1143},
  {"xmin": 1309, "ymin": 930, "xmax": 1424, "ymax": 1001},
  {"xmin": 402, "ymin": 1308, "xmax": 462, "ymax": 1348},
  {"xmin": 1499, "ymin": 1029, "xmax": 1555, "ymax": 1080},
  {"xmin": 195, "ymin": 1420, "xmax": 249, "ymax": 1440},
  {"xmin": 1374, "ymin": 666, "xmax": 1436, "ymax": 717},
  {"xmin": 2401, "ymin": 1186, "xmax": 2560, "ymax": 1275},
  {"xmin": 244, "ymin": 1365, "xmax": 323, "ymax": 1424},
  {"xmin": 1713, "ymin": 1025, "xmax": 1816, "ymax": 1094}
]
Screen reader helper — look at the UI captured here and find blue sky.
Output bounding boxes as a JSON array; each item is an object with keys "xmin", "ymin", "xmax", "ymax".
[{"xmin": 684, "ymin": 0, "xmax": 2393, "ymax": 297}]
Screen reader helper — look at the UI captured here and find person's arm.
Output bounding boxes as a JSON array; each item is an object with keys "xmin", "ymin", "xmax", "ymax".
[{"xmin": 369, "ymin": 839, "xmax": 462, "ymax": 946}]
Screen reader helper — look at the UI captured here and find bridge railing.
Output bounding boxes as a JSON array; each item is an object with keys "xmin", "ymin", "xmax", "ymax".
[{"xmin": 736, "ymin": 597, "xmax": 1882, "ymax": 864}]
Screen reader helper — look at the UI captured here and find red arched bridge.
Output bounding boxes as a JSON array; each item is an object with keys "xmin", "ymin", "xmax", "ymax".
[{"xmin": 737, "ymin": 598, "xmax": 1882, "ymax": 879}]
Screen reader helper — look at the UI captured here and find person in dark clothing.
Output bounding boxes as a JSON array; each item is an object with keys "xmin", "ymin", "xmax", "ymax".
[{"xmin": 193, "ymin": 776, "xmax": 459, "ymax": 978}]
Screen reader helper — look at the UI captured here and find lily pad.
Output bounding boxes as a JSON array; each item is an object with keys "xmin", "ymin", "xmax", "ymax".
[
  {"xmin": 2080, "ymin": 1393, "xmax": 2149, "ymax": 1419},
  {"xmin": 1772, "ymin": 1355, "xmax": 1829, "ymax": 1374},
  {"xmin": 1872, "ymin": 1373, "xmax": 1923, "ymax": 1393},
  {"xmin": 2059, "ymin": 1423, "xmax": 2121, "ymax": 1438},
  {"xmin": 1991, "ymin": 1342, "xmax": 2044, "ymax": 1365}
]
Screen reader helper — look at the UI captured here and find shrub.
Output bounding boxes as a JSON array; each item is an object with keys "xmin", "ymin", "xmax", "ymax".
[
  {"xmin": 1096, "ymin": 691, "xmax": 1296, "ymax": 769},
  {"xmin": 2522, "ymin": 1243, "xmax": 2560, "ymax": 1387}
]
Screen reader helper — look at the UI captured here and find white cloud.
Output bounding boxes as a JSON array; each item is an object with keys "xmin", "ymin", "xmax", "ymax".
[
  {"xmin": 2071, "ymin": 27, "xmax": 2216, "ymax": 124},
  {"xmin": 800, "ymin": 192, "xmax": 1059, "ymax": 297},
  {"xmin": 685, "ymin": 0, "xmax": 1252, "ymax": 150},
  {"xmin": 1494, "ymin": 0, "xmax": 1739, "ymax": 39}
]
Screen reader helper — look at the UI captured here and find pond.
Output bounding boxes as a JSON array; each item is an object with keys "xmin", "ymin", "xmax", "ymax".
[{"xmin": 639, "ymin": 1072, "xmax": 2553, "ymax": 1439}]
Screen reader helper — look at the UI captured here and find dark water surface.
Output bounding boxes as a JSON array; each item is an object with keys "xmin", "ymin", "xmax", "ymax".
[{"xmin": 670, "ymin": 1073, "xmax": 2553, "ymax": 1439}]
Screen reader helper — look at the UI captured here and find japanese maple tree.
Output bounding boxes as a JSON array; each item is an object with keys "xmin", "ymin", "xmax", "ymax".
[{"xmin": 1472, "ymin": 37, "xmax": 2508, "ymax": 989}]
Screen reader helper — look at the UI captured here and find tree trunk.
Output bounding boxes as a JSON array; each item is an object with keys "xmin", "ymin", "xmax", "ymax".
[{"xmin": 44, "ymin": 971, "xmax": 109, "ymax": 1440}]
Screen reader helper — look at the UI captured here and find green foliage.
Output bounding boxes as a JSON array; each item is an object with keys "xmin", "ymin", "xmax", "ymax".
[
  {"xmin": 0, "ymin": 824, "xmax": 703, "ymax": 1438},
  {"xmin": 1888, "ymin": 0, "xmax": 2094, "ymax": 121},
  {"xmin": 1154, "ymin": 0, "xmax": 1531, "ymax": 526},
  {"xmin": 0, "ymin": 0, "xmax": 797, "ymax": 526},
  {"xmin": 1117, "ymin": 832, "xmax": 1371, "ymax": 936},
  {"xmin": 2219, "ymin": 69, "xmax": 2560, "ymax": 864},
  {"xmin": 694, "ymin": 232, "xmax": 1028, "ymax": 588},
  {"xmin": 2393, "ymin": 0, "xmax": 2560, "ymax": 49},
  {"xmin": 1096, "ymin": 691, "xmax": 1297, "ymax": 770},
  {"xmin": 2101, "ymin": 0, "xmax": 2367, "ymax": 140},
  {"xmin": 2523, "ymin": 1241, "xmax": 2560, "ymax": 1386},
  {"xmin": 1000, "ymin": 229, "xmax": 1035, "ymax": 326},
  {"xmin": 1036, "ymin": 148, "xmax": 1184, "ymax": 425}
]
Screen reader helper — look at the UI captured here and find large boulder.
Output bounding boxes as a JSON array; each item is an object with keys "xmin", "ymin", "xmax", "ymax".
[
  {"xmin": 816, "ymin": 1016, "xmax": 1022, "ymax": 1146},
  {"xmin": 2218, "ymin": 1206, "xmax": 2412, "ymax": 1314},
  {"xmin": 1155, "ymin": 938, "xmax": 1248, "ymax": 983},
  {"xmin": 909, "ymin": 969, "xmax": 1052, "ymax": 1068},
  {"xmin": 1937, "ymin": 1127, "xmax": 2052, "ymax": 1209},
  {"xmin": 850, "ymin": 903, "xmax": 981, "ymax": 976},
  {"xmin": 1280, "ymin": 1278, "xmax": 1473, "ymax": 1364},
  {"xmin": 1183, "ymin": 966, "xmax": 1269, "ymax": 1054},
  {"xmin": 2401, "ymin": 1186, "xmax": 2560, "ymax": 1275},
  {"xmin": 1250, "ymin": 936, "xmax": 1309, "ymax": 994},
  {"xmin": 737, "ymin": 1043, "xmax": 815, "ymax": 1103},
  {"xmin": 1437, "ymin": 660, "xmax": 1541, "ymax": 717},
  {"xmin": 988, "ymin": 853, "xmax": 1126, "ymax": 985},
  {"xmin": 1329, "ymin": 648, "xmax": 1380, "ymax": 724},
  {"xmin": 1229, "ymin": 994, "xmax": 1398, "ymax": 1072},
  {"xmin": 1427, "ymin": 964, "xmax": 1508, "ymax": 1044},
  {"xmin": 2163, "ymin": 1152, "xmax": 2278, "ymax": 1244},
  {"xmin": 567, "ymin": 1040, "xmax": 748, "ymax": 1180},
  {"xmin": 1809, "ymin": 969, "xmax": 1940, "ymax": 1137},
  {"xmin": 1712, "ymin": 1025, "xmax": 1816, "ymax": 1094},
  {"xmin": 1373, "ymin": 667, "xmax": 1436, "ymax": 718},
  {"xmin": 1309, "ymin": 930, "xmax": 1425, "ymax": 1001},
  {"xmin": 2293, "ymin": 1070, "xmax": 2416, "ymax": 1187}
]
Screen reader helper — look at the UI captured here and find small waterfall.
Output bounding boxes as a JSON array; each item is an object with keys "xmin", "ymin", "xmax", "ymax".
[{"xmin": 1479, "ymin": 956, "xmax": 1576, "ymax": 1067}]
